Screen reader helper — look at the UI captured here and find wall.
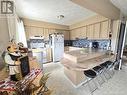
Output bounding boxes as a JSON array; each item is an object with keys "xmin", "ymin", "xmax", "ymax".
[
  {"xmin": 23, "ymin": 18, "xmax": 69, "ymax": 30},
  {"xmin": 125, "ymin": 31, "xmax": 127, "ymax": 45},
  {"xmin": 0, "ymin": 18, "xmax": 10, "ymax": 54},
  {"xmin": 23, "ymin": 18, "xmax": 70, "ymax": 40},
  {"xmin": 111, "ymin": 20, "xmax": 120, "ymax": 53}
]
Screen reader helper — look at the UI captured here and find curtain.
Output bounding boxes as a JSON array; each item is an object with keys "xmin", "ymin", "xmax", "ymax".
[
  {"xmin": 16, "ymin": 19, "xmax": 27, "ymax": 47},
  {"xmin": 7, "ymin": 15, "xmax": 27, "ymax": 47},
  {"xmin": 7, "ymin": 16, "xmax": 16, "ymax": 41}
]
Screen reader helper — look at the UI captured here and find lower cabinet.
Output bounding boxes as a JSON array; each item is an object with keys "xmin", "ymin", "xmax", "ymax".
[{"xmin": 32, "ymin": 48, "xmax": 52, "ymax": 64}]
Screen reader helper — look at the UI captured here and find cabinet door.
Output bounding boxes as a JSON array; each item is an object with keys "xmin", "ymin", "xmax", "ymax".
[
  {"xmin": 49, "ymin": 29, "xmax": 55, "ymax": 34},
  {"xmin": 46, "ymin": 48, "xmax": 52, "ymax": 62},
  {"xmin": 83, "ymin": 26, "xmax": 87, "ymax": 38},
  {"xmin": 76, "ymin": 28, "xmax": 81, "ymax": 38},
  {"xmin": 44, "ymin": 28, "xmax": 49, "ymax": 40},
  {"xmin": 70, "ymin": 30, "xmax": 76, "ymax": 40},
  {"xmin": 80, "ymin": 27, "xmax": 86, "ymax": 38},
  {"xmin": 87, "ymin": 25, "xmax": 94, "ymax": 39},
  {"xmin": 36, "ymin": 27, "xmax": 44, "ymax": 36},
  {"xmin": 100, "ymin": 21, "xmax": 109, "ymax": 39},
  {"xmin": 63, "ymin": 30, "xmax": 70, "ymax": 40},
  {"xmin": 94, "ymin": 23, "xmax": 100, "ymax": 39}
]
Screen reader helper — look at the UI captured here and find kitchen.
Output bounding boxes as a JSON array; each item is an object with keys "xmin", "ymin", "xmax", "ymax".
[{"xmin": 0, "ymin": 0, "xmax": 127, "ymax": 95}]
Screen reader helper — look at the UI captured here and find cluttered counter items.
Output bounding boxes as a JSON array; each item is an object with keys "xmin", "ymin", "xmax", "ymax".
[{"xmin": 0, "ymin": 68, "xmax": 42, "ymax": 94}]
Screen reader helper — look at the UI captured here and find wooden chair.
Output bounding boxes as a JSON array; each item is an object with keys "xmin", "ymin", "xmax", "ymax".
[{"xmin": 30, "ymin": 73, "xmax": 51, "ymax": 95}]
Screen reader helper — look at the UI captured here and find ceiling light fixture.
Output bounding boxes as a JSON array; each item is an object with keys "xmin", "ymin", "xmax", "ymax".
[{"xmin": 57, "ymin": 15, "xmax": 64, "ymax": 19}]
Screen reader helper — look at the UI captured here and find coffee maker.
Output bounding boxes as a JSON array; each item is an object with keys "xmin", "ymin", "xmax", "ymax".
[{"xmin": 92, "ymin": 41, "xmax": 99, "ymax": 48}]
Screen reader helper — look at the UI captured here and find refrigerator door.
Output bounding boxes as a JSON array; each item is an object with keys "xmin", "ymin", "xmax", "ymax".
[
  {"xmin": 52, "ymin": 42, "xmax": 64, "ymax": 62},
  {"xmin": 52, "ymin": 34, "xmax": 64, "ymax": 43},
  {"xmin": 51, "ymin": 34, "xmax": 64, "ymax": 62},
  {"xmin": 57, "ymin": 35, "xmax": 64, "ymax": 43}
]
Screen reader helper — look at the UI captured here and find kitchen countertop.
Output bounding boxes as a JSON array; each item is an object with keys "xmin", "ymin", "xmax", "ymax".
[
  {"xmin": 61, "ymin": 54, "xmax": 115, "ymax": 71},
  {"xmin": 64, "ymin": 48, "xmax": 107, "ymax": 63},
  {"xmin": 62, "ymin": 48, "xmax": 115, "ymax": 70},
  {"xmin": 61, "ymin": 48, "xmax": 115, "ymax": 86}
]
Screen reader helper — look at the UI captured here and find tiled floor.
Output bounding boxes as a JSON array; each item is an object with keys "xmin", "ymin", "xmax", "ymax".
[{"xmin": 44, "ymin": 62, "xmax": 127, "ymax": 95}]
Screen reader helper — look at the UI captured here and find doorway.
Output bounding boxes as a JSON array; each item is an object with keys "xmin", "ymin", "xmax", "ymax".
[
  {"xmin": 116, "ymin": 21, "xmax": 127, "ymax": 70},
  {"xmin": 122, "ymin": 26, "xmax": 127, "ymax": 66}
]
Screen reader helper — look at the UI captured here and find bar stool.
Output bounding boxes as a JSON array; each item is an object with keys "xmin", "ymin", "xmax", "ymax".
[
  {"xmin": 99, "ymin": 61, "xmax": 113, "ymax": 80},
  {"xmin": 106, "ymin": 61, "xmax": 116, "ymax": 77},
  {"xmin": 92, "ymin": 66, "xmax": 105, "ymax": 86},
  {"xmin": 83, "ymin": 69, "xmax": 98, "ymax": 94}
]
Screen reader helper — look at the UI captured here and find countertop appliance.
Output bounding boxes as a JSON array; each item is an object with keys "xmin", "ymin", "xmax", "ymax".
[
  {"xmin": 50, "ymin": 33, "xmax": 64, "ymax": 62},
  {"xmin": 92, "ymin": 41, "xmax": 99, "ymax": 48},
  {"xmin": 64, "ymin": 40, "xmax": 73, "ymax": 46}
]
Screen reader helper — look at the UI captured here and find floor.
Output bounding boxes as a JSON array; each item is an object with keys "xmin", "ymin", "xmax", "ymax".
[{"xmin": 43, "ymin": 62, "xmax": 127, "ymax": 95}]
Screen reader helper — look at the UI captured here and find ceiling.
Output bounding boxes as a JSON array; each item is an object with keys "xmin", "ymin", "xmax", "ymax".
[
  {"xmin": 71, "ymin": 0, "xmax": 120, "ymax": 20},
  {"xmin": 110, "ymin": 0, "xmax": 127, "ymax": 16},
  {"xmin": 15, "ymin": 0, "xmax": 96, "ymax": 25}
]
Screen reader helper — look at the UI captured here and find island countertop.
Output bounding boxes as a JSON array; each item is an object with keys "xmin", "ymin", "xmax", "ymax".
[
  {"xmin": 64, "ymin": 48, "xmax": 108, "ymax": 63},
  {"xmin": 61, "ymin": 48, "xmax": 115, "ymax": 87}
]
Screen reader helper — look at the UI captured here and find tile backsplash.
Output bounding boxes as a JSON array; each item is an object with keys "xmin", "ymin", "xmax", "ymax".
[
  {"xmin": 72, "ymin": 39, "xmax": 90, "ymax": 48},
  {"xmin": 72, "ymin": 39, "xmax": 110, "ymax": 50}
]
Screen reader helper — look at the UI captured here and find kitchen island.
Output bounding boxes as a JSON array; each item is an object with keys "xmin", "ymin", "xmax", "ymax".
[{"xmin": 61, "ymin": 48, "xmax": 115, "ymax": 87}]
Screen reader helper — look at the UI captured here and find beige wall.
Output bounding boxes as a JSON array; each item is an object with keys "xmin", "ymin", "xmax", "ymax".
[
  {"xmin": 70, "ymin": 15, "xmax": 108, "ymax": 29},
  {"xmin": 0, "ymin": 18, "xmax": 10, "ymax": 54}
]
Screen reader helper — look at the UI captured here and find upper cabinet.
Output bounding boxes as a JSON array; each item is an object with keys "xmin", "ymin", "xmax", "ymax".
[
  {"xmin": 58, "ymin": 30, "xmax": 70, "ymax": 40},
  {"xmin": 63, "ymin": 30, "xmax": 70, "ymax": 40},
  {"xmin": 70, "ymin": 20, "xmax": 110, "ymax": 40},
  {"xmin": 25, "ymin": 26, "xmax": 69, "ymax": 40},
  {"xmin": 87, "ymin": 25, "xmax": 94, "ymax": 39},
  {"xmin": 100, "ymin": 21, "xmax": 109, "ymax": 39},
  {"xmin": 79, "ymin": 26, "xmax": 87, "ymax": 38},
  {"xmin": 70, "ymin": 29, "xmax": 76, "ymax": 40},
  {"xmin": 43, "ymin": 28, "xmax": 49, "ymax": 40},
  {"xmin": 94, "ymin": 23, "xmax": 100, "ymax": 39}
]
